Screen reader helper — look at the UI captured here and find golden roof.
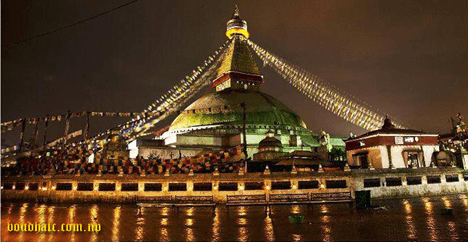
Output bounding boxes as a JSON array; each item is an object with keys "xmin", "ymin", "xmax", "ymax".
[{"xmin": 216, "ymin": 36, "xmax": 261, "ymax": 78}]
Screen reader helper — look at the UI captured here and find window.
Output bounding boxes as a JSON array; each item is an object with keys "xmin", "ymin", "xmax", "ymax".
[
  {"xmin": 169, "ymin": 183, "xmax": 187, "ymax": 191},
  {"xmin": 56, "ymin": 183, "xmax": 72, "ymax": 191},
  {"xmin": 28, "ymin": 183, "xmax": 39, "ymax": 190},
  {"xmin": 3, "ymin": 183, "xmax": 14, "ymax": 190},
  {"xmin": 99, "ymin": 183, "xmax": 116, "ymax": 191},
  {"xmin": 407, "ymin": 177, "xmax": 422, "ymax": 185},
  {"xmin": 446, "ymin": 174, "xmax": 459, "ymax": 182},
  {"xmin": 219, "ymin": 183, "xmax": 238, "ymax": 191},
  {"xmin": 298, "ymin": 180, "xmax": 319, "ymax": 189},
  {"xmin": 144, "ymin": 183, "xmax": 162, "ymax": 191},
  {"xmin": 427, "ymin": 176, "xmax": 441, "ymax": 184},
  {"xmin": 77, "ymin": 183, "xmax": 93, "ymax": 191},
  {"xmin": 121, "ymin": 183, "xmax": 138, "ymax": 191},
  {"xmin": 245, "ymin": 182, "xmax": 264, "ymax": 190},
  {"xmin": 385, "ymin": 178, "xmax": 402, "ymax": 186},
  {"xmin": 271, "ymin": 181, "xmax": 291, "ymax": 190},
  {"xmin": 364, "ymin": 178, "xmax": 381, "ymax": 188},
  {"xmin": 326, "ymin": 180, "xmax": 347, "ymax": 189},
  {"xmin": 16, "ymin": 182, "xmax": 25, "ymax": 190},
  {"xmin": 193, "ymin": 183, "xmax": 212, "ymax": 191}
]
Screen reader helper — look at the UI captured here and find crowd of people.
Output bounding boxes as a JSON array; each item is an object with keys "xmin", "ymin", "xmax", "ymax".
[{"xmin": 2, "ymin": 145, "xmax": 247, "ymax": 176}]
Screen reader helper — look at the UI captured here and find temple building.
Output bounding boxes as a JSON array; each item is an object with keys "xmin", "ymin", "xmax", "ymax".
[
  {"xmin": 129, "ymin": 7, "xmax": 345, "ymax": 159},
  {"xmin": 345, "ymin": 118, "xmax": 439, "ymax": 169}
]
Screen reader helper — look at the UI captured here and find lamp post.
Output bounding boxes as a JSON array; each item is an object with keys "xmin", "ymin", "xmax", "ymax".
[{"xmin": 240, "ymin": 102, "xmax": 248, "ymax": 158}]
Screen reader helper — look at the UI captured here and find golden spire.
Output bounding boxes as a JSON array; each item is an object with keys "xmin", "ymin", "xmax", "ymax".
[{"xmin": 226, "ymin": 5, "xmax": 249, "ymax": 39}]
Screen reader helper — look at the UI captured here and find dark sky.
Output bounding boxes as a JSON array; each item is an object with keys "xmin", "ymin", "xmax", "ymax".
[{"xmin": 2, "ymin": 0, "xmax": 467, "ymax": 145}]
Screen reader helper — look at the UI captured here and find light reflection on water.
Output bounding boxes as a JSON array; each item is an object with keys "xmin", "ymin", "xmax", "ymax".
[
  {"xmin": 36, "ymin": 205, "xmax": 46, "ymax": 242},
  {"xmin": 263, "ymin": 215, "xmax": 275, "ymax": 242},
  {"xmin": 112, "ymin": 206, "xmax": 121, "ymax": 241},
  {"xmin": 89, "ymin": 204, "xmax": 99, "ymax": 242},
  {"xmin": 237, "ymin": 207, "xmax": 249, "ymax": 242},
  {"xmin": 68, "ymin": 205, "xmax": 76, "ymax": 242},
  {"xmin": 47, "ymin": 205, "xmax": 55, "ymax": 242},
  {"xmin": 135, "ymin": 207, "xmax": 145, "ymax": 241},
  {"xmin": 160, "ymin": 207, "xmax": 170, "ymax": 241},
  {"xmin": 19, "ymin": 203, "xmax": 27, "ymax": 242},
  {"xmin": 423, "ymin": 197, "xmax": 438, "ymax": 241},
  {"xmin": 2, "ymin": 194, "xmax": 468, "ymax": 241},
  {"xmin": 403, "ymin": 199, "xmax": 417, "ymax": 240},
  {"xmin": 212, "ymin": 207, "xmax": 220, "ymax": 242},
  {"xmin": 442, "ymin": 196, "xmax": 458, "ymax": 240},
  {"xmin": 319, "ymin": 205, "xmax": 332, "ymax": 242}
]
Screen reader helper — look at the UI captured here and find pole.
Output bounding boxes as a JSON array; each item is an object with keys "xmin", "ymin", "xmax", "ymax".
[
  {"xmin": 43, "ymin": 114, "xmax": 49, "ymax": 146},
  {"xmin": 63, "ymin": 110, "xmax": 72, "ymax": 145},
  {"xmin": 240, "ymin": 102, "xmax": 248, "ymax": 158},
  {"xmin": 84, "ymin": 112, "xmax": 90, "ymax": 141},
  {"xmin": 32, "ymin": 119, "xmax": 39, "ymax": 149},
  {"xmin": 18, "ymin": 119, "xmax": 27, "ymax": 153}
]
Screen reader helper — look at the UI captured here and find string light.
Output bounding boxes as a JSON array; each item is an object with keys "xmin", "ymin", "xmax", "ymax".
[{"xmin": 247, "ymin": 39, "xmax": 405, "ymax": 131}]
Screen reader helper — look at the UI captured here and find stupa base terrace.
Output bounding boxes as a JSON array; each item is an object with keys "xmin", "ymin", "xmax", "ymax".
[{"xmin": 2, "ymin": 167, "xmax": 467, "ymax": 205}]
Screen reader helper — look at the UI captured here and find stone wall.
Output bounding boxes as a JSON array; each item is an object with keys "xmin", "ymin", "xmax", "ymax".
[{"xmin": 2, "ymin": 168, "xmax": 466, "ymax": 203}]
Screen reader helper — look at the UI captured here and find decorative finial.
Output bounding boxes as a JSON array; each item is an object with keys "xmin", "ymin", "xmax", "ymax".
[
  {"xmin": 226, "ymin": 6, "xmax": 249, "ymax": 39},
  {"xmin": 233, "ymin": 5, "xmax": 240, "ymax": 19}
]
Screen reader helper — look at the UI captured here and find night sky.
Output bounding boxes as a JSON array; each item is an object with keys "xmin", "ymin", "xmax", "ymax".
[{"xmin": 2, "ymin": 0, "xmax": 467, "ymax": 146}]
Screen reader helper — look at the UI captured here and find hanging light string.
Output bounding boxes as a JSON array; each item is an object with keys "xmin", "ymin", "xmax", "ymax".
[
  {"xmin": 126, "ymin": 38, "xmax": 234, "ymax": 140},
  {"xmin": 2, "ymin": 39, "xmax": 232, "ymax": 159},
  {"xmin": 80, "ymin": 38, "xmax": 233, "ymax": 146},
  {"xmin": 247, "ymin": 39, "xmax": 406, "ymax": 131}
]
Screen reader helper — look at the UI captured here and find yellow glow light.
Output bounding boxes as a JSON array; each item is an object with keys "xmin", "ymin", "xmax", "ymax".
[{"xmin": 226, "ymin": 28, "xmax": 249, "ymax": 39}]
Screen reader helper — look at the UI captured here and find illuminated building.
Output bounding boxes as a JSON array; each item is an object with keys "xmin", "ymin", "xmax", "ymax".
[
  {"xmin": 130, "ymin": 7, "xmax": 345, "ymax": 159},
  {"xmin": 345, "ymin": 117, "xmax": 439, "ymax": 169}
]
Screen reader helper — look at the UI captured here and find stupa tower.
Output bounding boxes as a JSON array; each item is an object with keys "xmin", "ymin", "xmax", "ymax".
[{"xmin": 212, "ymin": 6, "xmax": 264, "ymax": 92}]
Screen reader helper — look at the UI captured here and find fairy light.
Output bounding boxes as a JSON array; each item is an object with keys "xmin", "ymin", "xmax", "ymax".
[{"xmin": 247, "ymin": 40, "xmax": 406, "ymax": 131}]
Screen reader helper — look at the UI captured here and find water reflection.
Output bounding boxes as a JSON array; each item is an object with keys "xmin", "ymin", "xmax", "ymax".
[
  {"xmin": 442, "ymin": 196, "xmax": 458, "ymax": 240},
  {"xmin": 160, "ymin": 207, "xmax": 170, "ymax": 241},
  {"xmin": 68, "ymin": 205, "xmax": 77, "ymax": 242},
  {"xmin": 47, "ymin": 205, "xmax": 55, "ymax": 242},
  {"xmin": 212, "ymin": 207, "xmax": 220, "ymax": 242},
  {"xmin": 135, "ymin": 207, "xmax": 145, "ymax": 241},
  {"xmin": 320, "ymin": 205, "xmax": 332, "ymax": 242},
  {"xmin": 2, "ymin": 195, "xmax": 468, "ymax": 242},
  {"xmin": 423, "ymin": 197, "xmax": 438, "ymax": 241},
  {"xmin": 185, "ymin": 207, "xmax": 195, "ymax": 241},
  {"xmin": 36, "ymin": 204, "xmax": 46, "ymax": 242},
  {"xmin": 291, "ymin": 205, "xmax": 301, "ymax": 214},
  {"xmin": 89, "ymin": 204, "xmax": 99, "ymax": 242},
  {"xmin": 292, "ymin": 233, "xmax": 302, "ymax": 241},
  {"xmin": 403, "ymin": 199, "xmax": 416, "ymax": 240},
  {"xmin": 112, "ymin": 206, "xmax": 121, "ymax": 241},
  {"xmin": 19, "ymin": 203, "xmax": 27, "ymax": 242},
  {"xmin": 264, "ymin": 215, "xmax": 275, "ymax": 242},
  {"xmin": 185, "ymin": 225, "xmax": 195, "ymax": 241},
  {"xmin": 238, "ymin": 207, "xmax": 248, "ymax": 242}
]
